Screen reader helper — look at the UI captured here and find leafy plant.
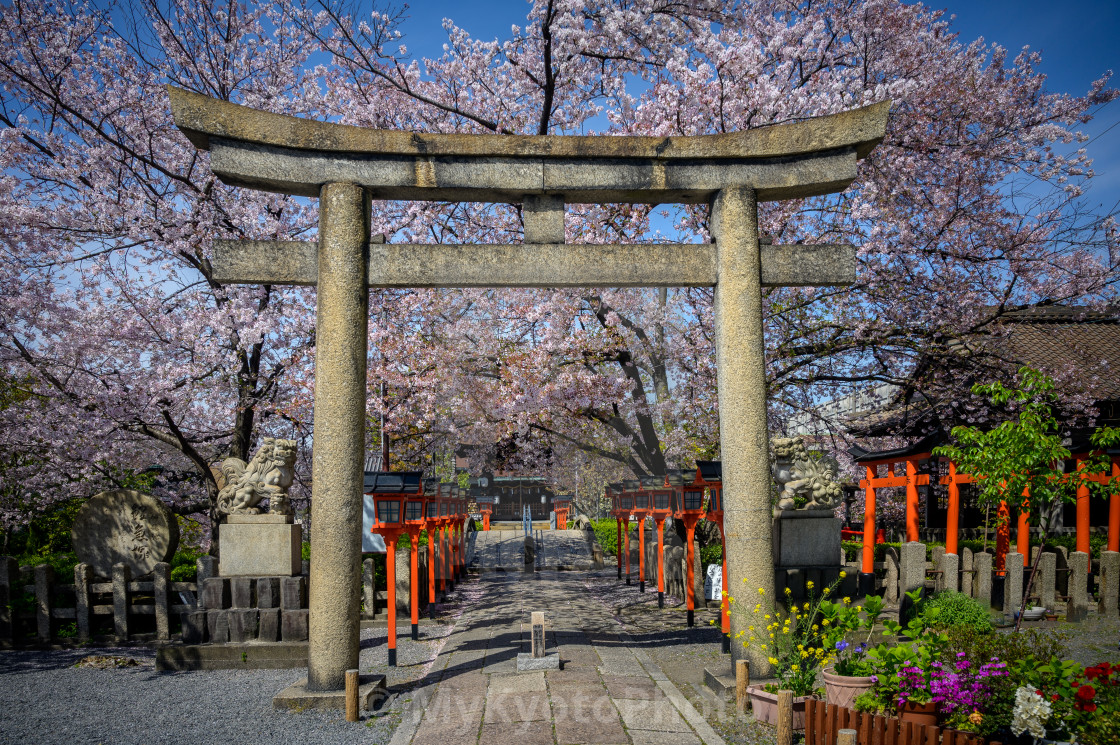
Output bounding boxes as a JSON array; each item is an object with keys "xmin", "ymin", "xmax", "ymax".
[{"xmin": 919, "ymin": 591, "xmax": 993, "ymax": 633}]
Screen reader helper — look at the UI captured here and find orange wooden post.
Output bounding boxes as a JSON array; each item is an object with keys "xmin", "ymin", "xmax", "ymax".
[
  {"xmin": 427, "ymin": 526, "xmax": 437, "ymax": 619},
  {"xmin": 386, "ymin": 536, "xmax": 398, "ymax": 666},
  {"xmin": 996, "ymin": 500, "xmax": 1010, "ymax": 575},
  {"xmin": 1110, "ymin": 459, "xmax": 1120, "ymax": 553},
  {"xmin": 945, "ymin": 462, "xmax": 960, "ymax": 556},
  {"xmin": 685, "ymin": 521, "xmax": 697, "ymax": 625},
  {"xmin": 638, "ymin": 516, "xmax": 646, "ymax": 593},
  {"xmin": 862, "ymin": 465, "xmax": 877, "ymax": 574},
  {"xmin": 1077, "ymin": 457, "xmax": 1091, "ymax": 556},
  {"xmin": 437, "ymin": 524, "xmax": 446, "ymax": 592},
  {"xmin": 720, "ymin": 521, "xmax": 730, "ymax": 645},
  {"xmin": 905, "ymin": 458, "xmax": 920, "ymax": 542},
  {"xmin": 624, "ymin": 516, "xmax": 632, "ymax": 585},
  {"xmin": 409, "ymin": 532, "xmax": 420, "ymax": 640},
  {"xmin": 656, "ymin": 517, "xmax": 666, "ymax": 608},
  {"xmin": 617, "ymin": 518, "xmax": 623, "ymax": 579},
  {"xmin": 1017, "ymin": 489, "xmax": 1030, "ymax": 567}
]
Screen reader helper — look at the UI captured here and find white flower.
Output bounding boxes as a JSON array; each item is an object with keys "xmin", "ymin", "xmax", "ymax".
[{"xmin": 1011, "ymin": 686, "xmax": 1051, "ymax": 739}]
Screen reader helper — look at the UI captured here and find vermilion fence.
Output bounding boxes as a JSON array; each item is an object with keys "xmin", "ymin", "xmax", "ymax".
[{"xmin": 803, "ymin": 699, "xmax": 1003, "ymax": 745}]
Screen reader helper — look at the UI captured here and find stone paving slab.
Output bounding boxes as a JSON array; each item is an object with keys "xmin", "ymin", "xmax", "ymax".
[{"xmin": 395, "ymin": 571, "xmax": 724, "ymax": 745}]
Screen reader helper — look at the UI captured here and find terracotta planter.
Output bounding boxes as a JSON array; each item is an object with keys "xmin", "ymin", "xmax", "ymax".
[
  {"xmin": 898, "ymin": 700, "xmax": 939, "ymax": 727},
  {"xmin": 747, "ymin": 685, "xmax": 808, "ymax": 729},
  {"xmin": 822, "ymin": 666, "xmax": 875, "ymax": 709}
]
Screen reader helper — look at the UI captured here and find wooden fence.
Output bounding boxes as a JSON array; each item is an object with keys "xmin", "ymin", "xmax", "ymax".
[
  {"xmin": 0, "ymin": 557, "xmax": 196, "ymax": 645},
  {"xmin": 803, "ymin": 700, "xmax": 1002, "ymax": 745}
]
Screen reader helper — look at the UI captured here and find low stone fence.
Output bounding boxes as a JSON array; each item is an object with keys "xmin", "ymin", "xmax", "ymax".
[
  {"xmin": 0, "ymin": 557, "xmax": 196, "ymax": 645},
  {"xmin": 848, "ymin": 542, "xmax": 1120, "ymax": 619}
]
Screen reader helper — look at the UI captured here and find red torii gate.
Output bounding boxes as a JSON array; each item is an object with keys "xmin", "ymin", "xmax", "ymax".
[{"xmin": 852, "ymin": 438, "xmax": 1120, "ymax": 579}]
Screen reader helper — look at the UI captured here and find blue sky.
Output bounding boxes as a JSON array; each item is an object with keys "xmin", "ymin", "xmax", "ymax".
[{"xmin": 392, "ymin": 0, "xmax": 1120, "ymax": 225}]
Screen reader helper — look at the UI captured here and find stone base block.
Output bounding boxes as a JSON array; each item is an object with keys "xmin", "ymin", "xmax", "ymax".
[
  {"xmin": 258, "ymin": 608, "xmax": 280, "ymax": 642},
  {"xmin": 219, "ymin": 523, "xmax": 302, "ymax": 577},
  {"xmin": 282, "ymin": 609, "xmax": 309, "ymax": 642},
  {"xmin": 280, "ymin": 576, "xmax": 306, "ymax": 610},
  {"xmin": 772, "ymin": 511, "xmax": 841, "ymax": 568},
  {"xmin": 516, "ymin": 652, "xmax": 560, "ymax": 671},
  {"xmin": 228, "ymin": 609, "xmax": 259, "ymax": 643},
  {"xmin": 156, "ymin": 641, "xmax": 308, "ymax": 671},
  {"xmin": 207, "ymin": 610, "xmax": 230, "ymax": 644},
  {"xmin": 703, "ymin": 662, "xmax": 734, "ymax": 700},
  {"xmin": 181, "ymin": 611, "xmax": 207, "ymax": 644},
  {"xmin": 272, "ymin": 674, "xmax": 388, "ymax": 712}
]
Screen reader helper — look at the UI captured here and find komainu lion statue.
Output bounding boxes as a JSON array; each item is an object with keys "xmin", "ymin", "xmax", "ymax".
[
  {"xmin": 772, "ymin": 436, "xmax": 843, "ymax": 512},
  {"xmin": 216, "ymin": 438, "xmax": 297, "ymax": 516}
]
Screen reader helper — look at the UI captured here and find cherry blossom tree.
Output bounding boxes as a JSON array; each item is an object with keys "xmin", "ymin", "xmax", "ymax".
[{"xmin": 2, "ymin": 0, "xmax": 1117, "ymax": 544}]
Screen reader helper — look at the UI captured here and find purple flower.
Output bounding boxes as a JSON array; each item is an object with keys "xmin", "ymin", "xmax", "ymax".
[{"xmin": 835, "ymin": 640, "xmax": 849, "ymax": 651}]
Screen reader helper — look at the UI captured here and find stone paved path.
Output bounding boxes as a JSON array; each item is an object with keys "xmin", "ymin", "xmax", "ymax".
[
  {"xmin": 390, "ymin": 571, "xmax": 724, "ymax": 745},
  {"xmin": 472, "ymin": 529, "xmax": 596, "ymax": 570}
]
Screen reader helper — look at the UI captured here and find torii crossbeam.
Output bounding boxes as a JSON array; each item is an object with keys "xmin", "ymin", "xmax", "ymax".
[{"xmin": 169, "ymin": 86, "xmax": 889, "ymax": 694}]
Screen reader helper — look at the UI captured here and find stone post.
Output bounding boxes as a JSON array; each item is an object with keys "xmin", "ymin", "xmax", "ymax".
[
  {"xmin": 1099, "ymin": 550, "xmax": 1120, "ymax": 618},
  {"xmin": 974, "ymin": 552, "xmax": 993, "ymax": 609},
  {"xmin": 936, "ymin": 551, "xmax": 958, "ymax": 593},
  {"xmin": 900, "ymin": 542, "xmax": 926, "ymax": 598},
  {"xmin": 395, "ymin": 543, "xmax": 410, "ymax": 614},
  {"xmin": 112, "ymin": 562, "xmax": 131, "ymax": 640},
  {"xmin": 711, "ymin": 186, "xmax": 774, "ymax": 674},
  {"xmin": 361, "ymin": 557, "xmax": 376, "ymax": 619},
  {"xmin": 307, "ymin": 182, "xmax": 370, "ymax": 692},
  {"xmin": 1004, "ymin": 552, "xmax": 1023, "ymax": 617},
  {"xmin": 1068, "ymin": 551, "xmax": 1089, "ymax": 622},
  {"xmin": 196, "ymin": 556, "xmax": 217, "ymax": 609},
  {"xmin": 153, "ymin": 561, "xmax": 171, "ymax": 641},
  {"xmin": 74, "ymin": 563, "xmax": 93, "ymax": 642},
  {"xmin": 34, "ymin": 564, "xmax": 55, "ymax": 644},
  {"xmin": 960, "ymin": 547, "xmax": 974, "ymax": 597},
  {"xmin": 1038, "ymin": 551, "xmax": 1057, "ymax": 610},
  {"xmin": 0, "ymin": 556, "xmax": 16, "ymax": 645}
]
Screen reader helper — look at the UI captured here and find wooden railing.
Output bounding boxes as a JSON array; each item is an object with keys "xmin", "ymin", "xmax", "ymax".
[{"xmin": 804, "ymin": 699, "xmax": 1003, "ymax": 745}]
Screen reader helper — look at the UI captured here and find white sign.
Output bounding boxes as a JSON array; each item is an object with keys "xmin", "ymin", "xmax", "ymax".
[
  {"xmin": 361, "ymin": 496, "xmax": 387, "ymax": 553},
  {"xmin": 704, "ymin": 564, "xmax": 723, "ymax": 601}
]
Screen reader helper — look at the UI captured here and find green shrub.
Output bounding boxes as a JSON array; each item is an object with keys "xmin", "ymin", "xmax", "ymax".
[
  {"xmin": 16, "ymin": 551, "xmax": 80, "ymax": 582},
  {"xmin": 919, "ymin": 591, "xmax": 993, "ymax": 633},
  {"xmin": 170, "ymin": 564, "xmax": 196, "ymax": 582},
  {"xmin": 591, "ymin": 519, "xmax": 631, "ymax": 556},
  {"xmin": 700, "ymin": 543, "xmax": 723, "ymax": 571},
  {"xmin": 301, "ymin": 541, "xmax": 311, "ymax": 561}
]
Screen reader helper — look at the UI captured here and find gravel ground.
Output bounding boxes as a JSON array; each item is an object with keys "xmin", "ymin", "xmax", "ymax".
[{"xmin": 0, "ymin": 583, "xmax": 486, "ymax": 745}]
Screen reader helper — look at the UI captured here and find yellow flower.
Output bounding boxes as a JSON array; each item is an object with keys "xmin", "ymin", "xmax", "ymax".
[
  {"xmin": 759, "ymin": 644, "xmax": 766, "ymax": 650},
  {"xmin": 748, "ymin": 625, "xmax": 755, "ymax": 632},
  {"xmin": 758, "ymin": 587, "xmax": 766, "ymax": 595},
  {"xmin": 855, "ymin": 606, "xmax": 863, "ymax": 613},
  {"xmin": 754, "ymin": 603, "xmax": 762, "ymax": 612},
  {"xmin": 800, "ymin": 650, "xmax": 809, "ymax": 659},
  {"xmin": 790, "ymin": 664, "xmax": 800, "ymax": 673},
  {"xmin": 806, "ymin": 581, "xmax": 814, "ymax": 589},
  {"xmin": 843, "ymin": 597, "xmax": 851, "ymax": 605},
  {"xmin": 821, "ymin": 619, "xmax": 830, "ymax": 626},
  {"xmin": 822, "ymin": 587, "xmax": 831, "ymax": 595},
  {"xmin": 811, "ymin": 624, "xmax": 819, "ymax": 631},
  {"xmin": 803, "ymin": 603, "xmax": 810, "ymax": 610},
  {"xmin": 708, "ymin": 619, "xmax": 715, "ymax": 626},
  {"xmin": 768, "ymin": 657, "xmax": 779, "ymax": 665},
  {"xmin": 764, "ymin": 614, "xmax": 771, "ymax": 620},
  {"xmin": 839, "ymin": 571, "xmax": 847, "ymax": 578}
]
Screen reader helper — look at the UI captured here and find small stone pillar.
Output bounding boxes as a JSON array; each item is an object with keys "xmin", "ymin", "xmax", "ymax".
[
  {"xmin": 112, "ymin": 562, "xmax": 132, "ymax": 640},
  {"xmin": 0, "ymin": 556, "xmax": 17, "ymax": 644},
  {"xmin": 900, "ymin": 542, "xmax": 926, "ymax": 598},
  {"xmin": 74, "ymin": 563, "xmax": 93, "ymax": 642},
  {"xmin": 883, "ymin": 550, "xmax": 899, "ymax": 604},
  {"xmin": 531, "ymin": 611, "xmax": 546, "ymax": 658},
  {"xmin": 1038, "ymin": 551, "xmax": 1057, "ymax": 610},
  {"xmin": 153, "ymin": 561, "xmax": 171, "ymax": 641},
  {"xmin": 395, "ymin": 544, "xmax": 410, "ymax": 614},
  {"xmin": 974, "ymin": 552, "xmax": 992, "ymax": 609},
  {"xmin": 936, "ymin": 551, "xmax": 958, "ymax": 593},
  {"xmin": 361, "ymin": 557, "xmax": 376, "ymax": 619},
  {"xmin": 1004, "ymin": 552, "xmax": 1023, "ymax": 617},
  {"xmin": 1098, "ymin": 551, "xmax": 1120, "ymax": 618},
  {"xmin": 196, "ymin": 556, "xmax": 218, "ymax": 608},
  {"xmin": 960, "ymin": 547, "xmax": 974, "ymax": 597},
  {"xmin": 1068, "ymin": 551, "xmax": 1090, "ymax": 621},
  {"xmin": 34, "ymin": 564, "xmax": 55, "ymax": 643}
]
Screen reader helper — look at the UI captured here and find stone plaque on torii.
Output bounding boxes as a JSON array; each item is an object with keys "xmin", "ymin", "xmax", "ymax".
[{"xmin": 169, "ymin": 87, "xmax": 889, "ymax": 694}]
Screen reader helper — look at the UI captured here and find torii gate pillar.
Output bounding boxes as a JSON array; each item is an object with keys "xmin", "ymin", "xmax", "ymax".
[
  {"xmin": 711, "ymin": 187, "xmax": 775, "ymax": 654},
  {"xmin": 307, "ymin": 183, "xmax": 369, "ymax": 690}
]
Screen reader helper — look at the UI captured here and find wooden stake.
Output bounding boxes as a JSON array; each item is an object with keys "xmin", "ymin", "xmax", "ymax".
[
  {"xmin": 776, "ymin": 689, "xmax": 794, "ymax": 745},
  {"xmin": 837, "ymin": 728, "xmax": 857, "ymax": 745},
  {"xmin": 735, "ymin": 659, "xmax": 750, "ymax": 715},
  {"xmin": 345, "ymin": 668, "xmax": 359, "ymax": 722}
]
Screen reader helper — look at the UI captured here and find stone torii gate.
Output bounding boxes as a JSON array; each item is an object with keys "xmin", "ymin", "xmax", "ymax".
[{"xmin": 169, "ymin": 87, "xmax": 889, "ymax": 693}]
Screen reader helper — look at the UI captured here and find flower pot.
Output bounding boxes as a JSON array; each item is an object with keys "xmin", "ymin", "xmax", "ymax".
[
  {"xmin": 822, "ymin": 666, "xmax": 875, "ymax": 709},
  {"xmin": 747, "ymin": 686, "xmax": 808, "ymax": 729},
  {"xmin": 898, "ymin": 700, "xmax": 939, "ymax": 727}
]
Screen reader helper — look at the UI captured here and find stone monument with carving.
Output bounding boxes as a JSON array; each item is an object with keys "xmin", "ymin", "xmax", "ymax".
[
  {"xmin": 217, "ymin": 438, "xmax": 302, "ymax": 577},
  {"xmin": 770, "ymin": 436, "xmax": 843, "ymax": 572},
  {"xmin": 72, "ymin": 489, "xmax": 180, "ymax": 578}
]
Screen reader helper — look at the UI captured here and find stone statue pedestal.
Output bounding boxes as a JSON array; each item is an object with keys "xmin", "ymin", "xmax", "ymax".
[
  {"xmin": 772, "ymin": 510, "xmax": 841, "ymax": 568},
  {"xmin": 220, "ymin": 514, "xmax": 302, "ymax": 577}
]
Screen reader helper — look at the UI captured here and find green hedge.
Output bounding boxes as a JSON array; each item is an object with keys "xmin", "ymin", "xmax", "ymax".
[{"xmin": 591, "ymin": 519, "xmax": 631, "ymax": 556}]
